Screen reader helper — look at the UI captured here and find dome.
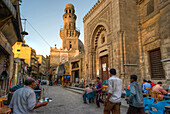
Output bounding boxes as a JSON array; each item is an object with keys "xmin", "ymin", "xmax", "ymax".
[
  {"xmin": 65, "ymin": 3, "xmax": 74, "ymax": 9},
  {"xmin": 78, "ymin": 39, "xmax": 84, "ymax": 52}
]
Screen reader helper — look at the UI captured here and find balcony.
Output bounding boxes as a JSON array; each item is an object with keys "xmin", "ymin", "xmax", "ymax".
[
  {"xmin": 31, "ymin": 62, "xmax": 38, "ymax": 67},
  {"xmin": 2, "ymin": 0, "xmax": 16, "ymax": 18},
  {"xmin": 31, "ymin": 70, "xmax": 37, "ymax": 75},
  {"xmin": 0, "ymin": 31, "xmax": 12, "ymax": 54},
  {"xmin": 60, "ymin": 27, "xmax": 80, "ymax": 33},
  {"xmin": 31, "ymin": 55, "xmax": 38, "ymax": 60}
]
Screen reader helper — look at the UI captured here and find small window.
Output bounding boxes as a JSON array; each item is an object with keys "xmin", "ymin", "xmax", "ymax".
[
  {"xmin": 69, "ymin": 15, "xmax": 71, "ymax": 18},
  {"xmin": 69, "ymin": 41, "xmax": 71, "ymax": 44},
  {"xmin": 70, "ymin": 31, "xmax": 71, "ymax": 36},
  {"xmin": 70, "ymin": 44, "xmax": 72, "ymax": 49},
  {"xmin": 149, "ymin": 48, "xmax": 164, "ymax": 79},
  {"xmin": 72, "ymin": 31, "xmax": 74, "ymax": 36},
  {"xmin": 101, "ymin": 34, "xmax": 105, "ymax": 44},
  {"xmin": 147, "ymin": 0, "xmax": 154, "ymax": 16},
  {"xmin": 69, "ymin": 10, "xmax": 71, "ymax": 13},
  {"xmin": 102, "ymin": 36, "xmax": 105, "ymax": 43},
  {"xmin": 66, "ymin": 10, "xmax": 67, "ymax": 13},
  {"xmin": 69, "ymin": 23, "xmax": 71, "ymax": 29},
  {"xmin": 65, "ymin": 16, "xmax": 67, "ymax": 18},
  {"xmin": 17, "ymin": 49, "xmax": 20, "ymax": 52}
]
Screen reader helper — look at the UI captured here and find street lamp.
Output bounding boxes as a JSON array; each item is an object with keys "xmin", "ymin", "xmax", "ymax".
[{"xmin": 21, "ymin": 19, "xmax": 29, "ymax": 37}]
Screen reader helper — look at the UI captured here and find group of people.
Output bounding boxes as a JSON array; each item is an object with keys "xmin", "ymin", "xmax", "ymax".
[
  {"xmin": 104, "ymin": 69, "xmax": 146, "ymax": 114},
  {"xmin": 142, "ymin": 79, "xmax": 170, "ymax": 100},
  {"xmin": 8, "ymin": 68, "xmax": 170, "ymax": 114},
  {"xmin": 83, "ymin": 68, "xmax": 146, "ymax": 114},
  {"xmin": 83, "ymin": 77, "xmax": 104, "ymax": 107}
]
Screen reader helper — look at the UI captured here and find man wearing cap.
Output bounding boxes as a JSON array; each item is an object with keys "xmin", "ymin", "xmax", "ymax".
[
  {"xmin": 104, "ymin": 69, "xmax": 122, "ymax": 114},
  {"xmin": 9, "ymin": 78, "xmax": 48, "ymax": 114}
]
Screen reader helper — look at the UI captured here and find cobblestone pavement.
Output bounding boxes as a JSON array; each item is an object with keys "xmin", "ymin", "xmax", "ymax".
[{"xmin": 31, "ymin": 86, "xmax": 128, "ymax": 114}]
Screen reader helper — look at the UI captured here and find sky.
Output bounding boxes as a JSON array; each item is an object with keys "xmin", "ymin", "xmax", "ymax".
[{"xmin": 20, "ymin": 0, "xmax": 98, "ymax": 57}]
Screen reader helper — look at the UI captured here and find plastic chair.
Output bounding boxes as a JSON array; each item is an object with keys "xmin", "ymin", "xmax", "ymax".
[
  {"xmin": 149, "ymin": 100, "xmax": 170, "ymax": 114},
  {"xmin": 10, "ymin": 84, "xmax": 23, "ymax": 92},
  {"xmin": 151, "ymin": 91, "xmax": 164, "ymax": 102},
  {"xmin": 102, "ymin": 79, "xmax": 108, "ymax": 86},
  {"xmin": 124, "ymin": 88, "xmax": 131, "ymax": 97},
  {"xmin": 143, "ymin": 97, "xmax": 155, "ymax": 111},
  {"xmin": 146, "ymin": 88, "xmax": 152, "ymax": 97},
  {"xmin": 87, "ymin": 92, "xmax": 95, "ymax": 99}
]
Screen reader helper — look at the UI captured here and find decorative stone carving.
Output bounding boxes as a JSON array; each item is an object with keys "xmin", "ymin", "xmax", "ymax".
[{"xmin": 136, "ymin": 0, "xmax": 144, "ymax": 5}]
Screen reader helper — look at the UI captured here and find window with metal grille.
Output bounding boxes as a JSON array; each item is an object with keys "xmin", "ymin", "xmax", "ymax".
[
  {"xmin": 149, "ymin": 48, "xmax": 165, "ymax": 79},
  {"xmin": 147, "ymin": 0, "xmax": 154, "ymax": 16}
]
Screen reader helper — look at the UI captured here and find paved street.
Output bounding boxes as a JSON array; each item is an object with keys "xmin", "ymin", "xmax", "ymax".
[{"xmin": 31, "ymin": 86, "xmax": 128, "ymax": 114}]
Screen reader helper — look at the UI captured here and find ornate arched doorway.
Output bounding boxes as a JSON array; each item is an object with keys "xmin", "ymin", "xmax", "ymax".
[{"xmin": 89, "ymin": 25, "xmax": 109, "ymax": 82}]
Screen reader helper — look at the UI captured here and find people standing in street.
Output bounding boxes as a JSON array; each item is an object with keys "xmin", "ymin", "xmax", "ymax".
[
  {"xmin": 96, "ymin": 77, "xmax": 104, "ymax": 108},
  {"xmin": 127, "ymin": 75, "xmax": 145, "ymax": 114},
  {"xmin": 104, "ymin": 69, "xmax": 122, "ymax": 114},
  {"xmin": 9, "ymin": 78, "xmax": 48, "ymax": 114}
]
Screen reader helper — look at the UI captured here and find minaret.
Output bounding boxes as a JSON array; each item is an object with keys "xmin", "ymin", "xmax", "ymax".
[{"xmin": 60, "ymin": 3, "xmax": 80, "ymax": 50}]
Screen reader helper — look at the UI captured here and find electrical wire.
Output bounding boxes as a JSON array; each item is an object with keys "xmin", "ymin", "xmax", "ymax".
[{"xmin": 21, "ymin": 15, "xmax": 52, "ymax": 47}]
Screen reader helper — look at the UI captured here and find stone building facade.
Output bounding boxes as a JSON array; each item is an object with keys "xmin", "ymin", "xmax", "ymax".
[
  {"xmin": 0, "ymin": 0, "xmax": 23, "ymax": 96},
  {"xmin": 137, "ymin": 0, "xmax": 170, "ymax": 85},
  {"xmin": 83, "ymin": 0, "xmax": 170, "ymax": 87},
  {"xmin": 83, "ymin": 0, "xmax": 140, "ymax": 86},
  {"xmin": 12, "ymin": 42, "xmax": 39, "ymax": 79},
  {"xmin": 50, "ymin": 3, "xmax": 85, "ymax": 84},
  {"xmin": 36, "ymin": 55, "xmax": 46, "ymax": 76},
  {"xmin": 50, "ymin": 4, "xmax": 83, "ymax": 68},
  {"xmin": 69, "ymin": 52, "xmax": 85, "ymax": 85}
]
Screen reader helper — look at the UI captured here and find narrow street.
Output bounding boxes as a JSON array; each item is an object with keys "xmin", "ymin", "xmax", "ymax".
[{"xmin": 32, "ymin": 86, "xmax": 128, "ymax": 114}]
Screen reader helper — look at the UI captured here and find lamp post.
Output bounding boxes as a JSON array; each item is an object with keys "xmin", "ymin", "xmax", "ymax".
[{"xmin": 21, "ymin": 19, "xmax": 28, "ymax": 37}]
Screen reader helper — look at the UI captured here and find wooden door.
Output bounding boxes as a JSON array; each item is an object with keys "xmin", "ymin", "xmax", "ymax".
[{"xmin": 101, "ymin": 55, "xmax": 108, "ymax": 82}]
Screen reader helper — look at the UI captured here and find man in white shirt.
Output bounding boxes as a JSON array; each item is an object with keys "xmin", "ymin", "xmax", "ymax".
[{"xmin": 104, "ymin": 69, "xmax": 122, "ymax": 114}]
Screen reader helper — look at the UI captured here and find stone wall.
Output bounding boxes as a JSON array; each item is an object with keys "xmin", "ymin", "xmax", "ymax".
[
  {"xmin": 138, "ymin": 0, "xmax": 170, "ymax": 86},
  {"xmin": 0, "ymin": 31, "xmax": 14, "ymax": 96},
  {"xmin": 84, "ymin": 0, "xmax": 142, "ymax": 87},
  {"xmin": 84, "ymin": 0, "xmax": 121, "ymax": 83},
  {"xmin": 50, "ymin": 48, "xmax": 60, "ymax": 67}
]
